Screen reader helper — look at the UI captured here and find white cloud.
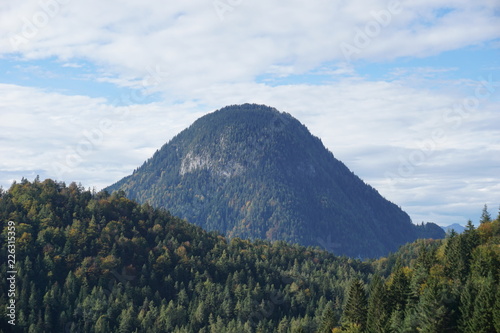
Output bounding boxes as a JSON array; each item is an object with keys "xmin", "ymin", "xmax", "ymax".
[
  {"xmin": 1, "ymin": 75, "xmax": 499, "ymax": 225},
  {"xmin": 0, "ymin": 83, "xmax": 204, "ymax": 189},
  {"xmin": 62, "ymin": 62, "xmax": 83, "ymax": 68},
  {"xmin": 1, "ymin": 0, "xmax": 499, "ymax": 93}
]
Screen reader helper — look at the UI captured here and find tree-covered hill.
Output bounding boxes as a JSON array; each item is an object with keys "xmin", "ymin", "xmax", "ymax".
[
  {"xmin": 362, "ymin": 211, "xmax": 500, "ymax": 333},
  {"xmin": 0, "ymin": 179, "xmax": 499, "ymax": 332},
  {"xmin": 106, "ymin": 104, "xmax": 444, "ymax": 258},
  {"xmin": 0, "ymin": 179, "xmax": 372, "ymax": 332}
]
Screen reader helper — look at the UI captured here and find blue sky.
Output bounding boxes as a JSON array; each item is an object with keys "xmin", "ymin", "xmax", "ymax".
[
  {"xmin": 0, "ymin": 57, "xmax": 162, "ymax": 104},
  {"xmin": 2, "ymin": 43, "xmax": 498, "ymax": 103},
  {"xmin": 1, "ymin": 0, "xmax": 499, "ymax": 226}
]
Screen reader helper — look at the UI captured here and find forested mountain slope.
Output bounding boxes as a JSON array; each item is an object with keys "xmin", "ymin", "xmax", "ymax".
[
  {"xmin": 0, "ymin": 179, "xmax": 498, "ymax": 332},
  {"xmin": 107, "ymin": 104, "xmax": 443, "ymax": 257},
  {"xmin": 0, "ymin": 179, "xmax": 371, "ymax": 332}
]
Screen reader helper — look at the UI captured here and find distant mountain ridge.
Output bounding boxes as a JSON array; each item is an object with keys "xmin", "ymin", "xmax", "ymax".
[
  {"xmin": 107, "ymin": 104, "xmax": 444, "ymax": 257},
  {"xmin": 442, "ymin": 223, "xmax": 466, "ymax": 234}
]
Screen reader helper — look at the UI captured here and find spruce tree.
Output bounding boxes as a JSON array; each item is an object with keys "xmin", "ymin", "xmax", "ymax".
[
  {"xmin": 318, "ymin": 301, "xmax": 337, "ymax": 333},
  {"xmin": 480, "ymin": 204, "xmax": 492, "ymax": 224},
  {"xmin": 95, "ymin": 315, "xmax": 111, "ymax": 333},
  {"xmin": 444, "ymin": 234, "xmax": 468, "ymax": 282},
  {"xmin": 118, "ymin": 304, "xmax": 136, "ymax": 333},
  {"xmin": 469, "ymin": 275, "xmax": 495, "ymax": 333},
  {"xmin": 416, "ymin": 281, "xmax": 451, "ymax": 333},
  {"xmin": 366, "ymin": 275, "xmax": 389, "ymax": 333},
  {"xmin": 458, "ymin": 279, "xmax": 476, "ymax": 333},
  {"xmin": 493, "ymin": 284, "xmax": 500, "ymax": 333},
  {"xmin": 401, "ymin": 303, "xmax": 419, "ymax": 333},
  {"xmin": 461, "ymin": 220, "xmax": 480, "ymax": 270},
  {"xmin": 388, "ymin": 306, "xmax": 404, "ymax": 333},
  {"xmin": 388, "ymin": 264, "xmax": 410, "ymax": 311},
  {"xmin": 277, "ymin": 316, "xmax": 290, "ymax": 333},
  {"xmin": 342, "ymin": 279, "xmax": 367, "ymax": 331}
]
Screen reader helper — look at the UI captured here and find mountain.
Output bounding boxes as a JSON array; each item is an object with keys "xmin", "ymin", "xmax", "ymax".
[
  {"xmin": 106, "ymin": 104, "xmax": 444, "ymax": 257},
  {"xmin": 442, "ymin": 223, "xmax": 466, "ymax": 234}
]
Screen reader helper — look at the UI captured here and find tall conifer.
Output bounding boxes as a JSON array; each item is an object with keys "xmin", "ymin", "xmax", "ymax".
[
  {"xmin": 342, "ymin": 279, "xmax": 367, "ymax": 331},
  {"xmin": 366, "ymin": 275, "xmax": 389, "ymax": 333}
]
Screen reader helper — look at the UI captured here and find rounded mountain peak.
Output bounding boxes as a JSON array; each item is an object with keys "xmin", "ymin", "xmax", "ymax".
[
  {"xmin": 107, "ymin": 104, "xmax": 442, "ymax": 257},
  {"xmin": 169, "ymin": 103, "xmax": 323, "ymax": 179},
  {"xmin": 177, "ymin": 103, "xmax": 306, "ymax": 147}
]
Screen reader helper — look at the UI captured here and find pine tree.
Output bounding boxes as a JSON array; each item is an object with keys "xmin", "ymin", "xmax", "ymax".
[
  {"xmin": 366, "ymin": 275, "xmax": 389, "ymax": 333},
  {"xmin": 194, "ymin": 300, "xmax": 208, "ymax": 326},
  {"xmin": 401, "ymin": 303, "xmax": 419, "ymax": 333},
  {"xmin": 44, "ymin": 304, "xmax": 53, "ymax": 331},
  {"xmin": 493, "ymin": 284, "xmax": 500, "ymax": 333},
  {"xmin": 444, "ymin": 233, "xmax": 468, "ymax": 282},
  {"xmin": 480, "ymin": 204, "xmax": 492, "ymax": 224},
  {"xmin": 388, "ymin": 306, "xmax": 404, "ymax": 333},
  {"xmin": 221, "ymin": 296, "xmax": 234, "ymax": 319},
  {"xmin": 469, "ymin": 275, "xmax": 495, "ymax": 333},
  {"xmin": 461, "ymin": 220, "xmax": 480, "ymax": 271},
  {"xmin": 458, "ymin": 279, "xmax": 476, "ymax": 333},
  {"xmin": 388, "ymin": 264, "xmax": 410, "ymax": 311},
  {"xmin": 342, "ymin": 279, "xmax": 367, "ymax": 331},
  {"xmin": 416, "ymin": 281, "xmax": 451, "ymax": 333},
  {"xmin": 118, "ymin": 305, "xmax": 136, "ymax": 333},
  {"xmin": 277, "ymin": 316, "xmax": 290, "ymax": 333},
  {"xmin": 318, "ymin": 301, "xmax": 337, "ymax": 333},
  {"xmin": 95, "ymin": 315, "xmax": 111, "ymax": 333}
]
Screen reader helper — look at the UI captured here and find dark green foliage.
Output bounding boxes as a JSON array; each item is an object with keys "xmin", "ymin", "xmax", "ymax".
[
  {"xmin": 469, "ymin": 275, "xmax": 495, "ymax": 333},
  {"xmin": 444, "ymin": 232, "xmax": 470, "ymax": 282},
  {"xmin": 462, "ymin": 220, "xmax": 480, "ymax": 253},
  {"xmin": 365, "ymin": 275, "xmax": 389, "ymax": 333},
  {"xmin": 458, "ymin": 279, "xmax": 476, "ymax": 333},
  {"xmin": 480, "ymin": 204, "xmax": 492, "ymax": 224},
  {"xmin": 106, "ymin": 104, "xmax": 444, "ymax": 258},
  {"xmin": 494, "ymin": 284, "xmax": 500, "ymax": 333},
  {"xmin": 0, "ymin": 178, "xmax": 373, "ymax": 332},
  {"xmin": 380, "ymin": 213, "xmax": 500, "ymax": 333},
  {"xmin": 1, "ymin": 179, "xmax": 499, "ymax": 332},
  {"xmin": 318, "ymin": 301, "xmax": 337, "ymax": 333},
  {"xmin": 415, "ymin": 280, "xmax": 455, "ymax": 333},
  {"xmin": 388, "ymin": 263, "xmax": 410, "ymax": 312},
  {"xmin": 341, "ymin": 280, "xmax": 367, "ymax": 331},
  {"xmin": 415, "ymin": 221, "xmax": 447, "ymax": 239}
]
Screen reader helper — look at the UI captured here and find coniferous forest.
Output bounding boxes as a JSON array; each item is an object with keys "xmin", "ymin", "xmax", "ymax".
[{"xmin": 1, "ymin": 178, "xmax": 500, "ymax": 332}]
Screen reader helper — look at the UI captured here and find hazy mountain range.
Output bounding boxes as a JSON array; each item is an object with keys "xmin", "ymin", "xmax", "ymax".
[{"xmin": 442, "ymin": 223, "xmax": 466, "ymax": 234}]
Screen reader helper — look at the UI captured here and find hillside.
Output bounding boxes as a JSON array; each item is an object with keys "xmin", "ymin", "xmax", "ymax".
[
  {"xmin": 1, "ymin": 179, "xmax": 499, "ymax": 332},
  {"xmin": 107, "ymin": 104, "xmax": 443, "ymax": 257},
  {"xmin": 0, "ymin": 178, "xmax": 370, "ymax": 332}
]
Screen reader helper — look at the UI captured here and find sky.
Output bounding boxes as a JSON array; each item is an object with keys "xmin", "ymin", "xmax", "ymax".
[{"xmin": 1, "ymin": 0, "xmax": 499, "ymax": 227}]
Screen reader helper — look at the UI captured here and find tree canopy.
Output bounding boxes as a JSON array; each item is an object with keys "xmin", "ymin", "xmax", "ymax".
[{"xmin": 1, "ymin": 178, "xmax": 499, "ymax": 332}]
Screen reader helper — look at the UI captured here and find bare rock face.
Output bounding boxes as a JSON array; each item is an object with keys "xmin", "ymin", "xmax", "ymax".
[{"xmin": 180, "ymin": 150, "xmax": 245, "ymax": 178}]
